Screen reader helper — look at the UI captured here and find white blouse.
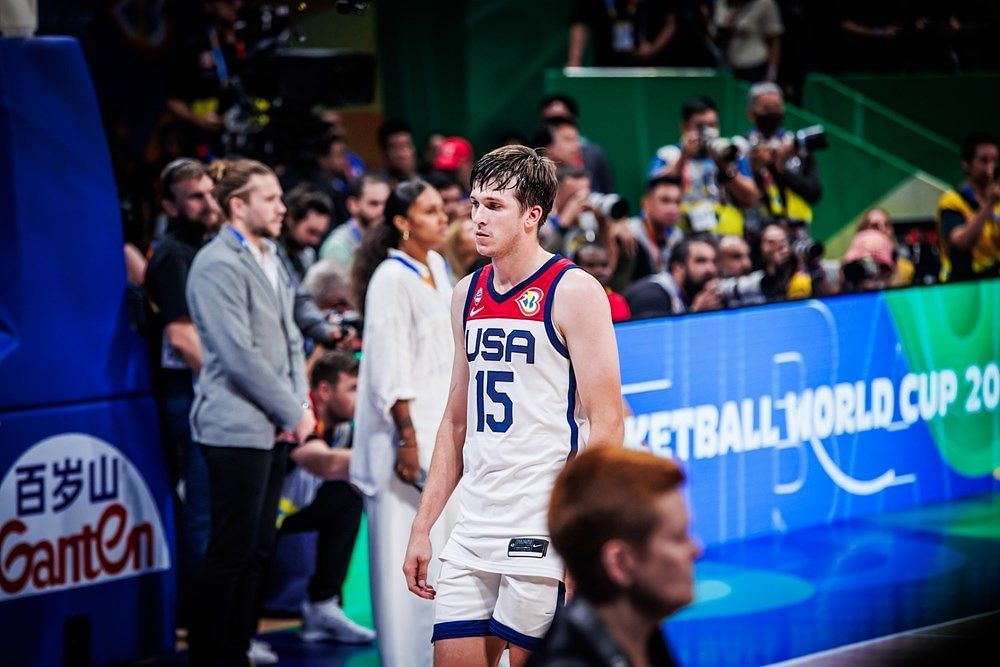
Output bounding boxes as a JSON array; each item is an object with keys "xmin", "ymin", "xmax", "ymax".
[{"xmin": 350, "ymin": 248, "xmax": 455, "ymax": 496}]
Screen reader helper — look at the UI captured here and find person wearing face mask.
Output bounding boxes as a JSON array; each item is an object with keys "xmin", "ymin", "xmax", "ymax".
[{"xmin": 744, "ymin": 82, "xmax": 822, "ymax": 236}]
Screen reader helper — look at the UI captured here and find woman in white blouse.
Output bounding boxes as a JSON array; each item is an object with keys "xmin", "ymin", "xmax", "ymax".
[{"xmin": 349, "ymin": 180, "xmax": 455, "ymax": 666}]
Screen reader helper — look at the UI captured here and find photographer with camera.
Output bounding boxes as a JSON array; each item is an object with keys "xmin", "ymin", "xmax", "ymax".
[
  {"xmin": 544, "ymin": 167, "xmax": 643, "ymax": 291},
  {"xmin": 936, "ymin": 132, "xmax": 1000, "ymax": 282},
  {"xmin": 624, "ymin": 236, "xmax": 723, "ymax": 318},
  {"xmin": 278, "ymin": 186, "xmax": 358, "ymax": 354},
  {"xmin": 649, "ymin": 96, "xmax": 759, "ymax": 237},
  {"xmin": 744, "ymin": 83, "xmax": 823, "ymax": 234}
]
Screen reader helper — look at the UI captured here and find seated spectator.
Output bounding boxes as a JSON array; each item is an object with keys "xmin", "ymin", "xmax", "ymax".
[
  {"xmin": 278, "ymin": 351, "xmax": 375, "ymax": 644},
  {"xmin": 527, "ymin": 447, "xmax": 699, "ymax": 666},
  {"xmin": 314, "ymin": 108, "xmax": 366, "ymax": 182},
  {"xmin": 744, "ymin": 82, "xmax": 822, "ymax": 234},
  {"xmin": 279, "ymin": 184, "xmax": 332, "ymax": 282},
  {"xmin": 856, "ymin": 207, "xmax": 914, "ymax": 287},
  {"xmin": 301, "ymin": 260, "xmax": 360, "ymax": 358},
  {"xmin": 426, "ymin": 171, "xmax": 472, "ymax": 222},
  {"xmin": 718, "ymin": 234, "xmax": 754, "ymax": 278},
  {"xmin": 840, "ymin": 229, "xmax": 896, "ymax": 294},
  {"xmin": 573, "ymin": 243, "xmax": 632, "ymax": 322},
  {"xmin": 627, "ymin": 175, "xmax": 685, "ymax": 276},
  {"xmin": 420, "ymin": 131, "xmax": 445, "ymax": 174},
  {"xmin": 566, "ymin": 0, "xmax": 679, "ymax": 68},
  {"xmin": 649, "ymin": 96, "xmax": 758, "ymax": 236},
  {"xmin": 542, "ymin": 166, "xmax": 593, "ymax": 254},
  {"xmin": 712, "ymin": 0, "xmax": 784, "ymax": 82},
  {"xmin": 936, "ymin": 132, "xmax": 1000, "ymax": 282},
  {"xmin": 544, "ymin": 167, "xmax": 637, "ymax": 277},
  {"xmin": 278, "ymin": 186, "xmax": 351, "ymax": 351},
  {"xmin": 319, "ymin": 174, "xmax": 391, "ymax": 277},
  {"xmin": 441, "ymin": 218, "xmax": 479, "ymax": 284},
  {"xmin": 624, "ymin": 237, "xmax": 722, "ymax": 318},
  {"xmin": 757, "ymin": 223, "xmax": 812, "ymax": 301},
  {"xmin": 539, "ymin": 94, "xmax": 615, "ymax": 193},
  {"xmin": 433, "ymin": 136, "xmax": 475, "ymax": 192},
  {"xmin": 377, "ymin": 119, "xmax": 419, "ymax": 187},
  {"xmin": 535, "ymin": 117, "xmax": 586, "ymax": 173}
]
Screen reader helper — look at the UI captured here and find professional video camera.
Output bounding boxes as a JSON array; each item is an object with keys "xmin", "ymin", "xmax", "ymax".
[
  {"xmin": 328, "ymin": 310, "xmax": 364, "ymax": 337},
  {"xmin": 221, "ymin": 1, "xmax": 376, "ymax": 159}
]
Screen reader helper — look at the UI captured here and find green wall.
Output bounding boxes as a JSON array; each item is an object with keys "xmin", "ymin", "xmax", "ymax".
[{"xmin": 376, "ymin": 0, "xmax": 574, "ymax": 152}]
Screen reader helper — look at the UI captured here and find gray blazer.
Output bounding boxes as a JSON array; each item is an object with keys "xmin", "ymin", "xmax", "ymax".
[{"xmin": 186, "ymin": 227, "xmax": 308, "ymax": 449}]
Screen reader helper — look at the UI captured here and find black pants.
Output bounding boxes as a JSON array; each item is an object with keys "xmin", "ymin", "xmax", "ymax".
[
  {"xmin": 189, "ymin": 444, "xmax": 288, "ymax": 667},
  {"xmin": 279, "ymin": 480, "xmax": 363, "ymax": 603}
]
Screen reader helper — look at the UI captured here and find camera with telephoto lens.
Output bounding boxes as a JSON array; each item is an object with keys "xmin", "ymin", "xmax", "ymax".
[
  {"xmin": 329, "ymin": 310, "xmax": 363, "ymax": 336},
  {"xmin": 716, "ymin": 270, "xmax": 781, "ymax": 307},
  {"xmin": 586, "ymin": 192, "xmax": 630, "ymax": 219},
  {"xmin": 792, "ymin": 237, "xmax": 824, "ymax": 264},
  {"xmin": 698, "ymin": 125, "xmax": 749, "ymax": 163},
  {"xmin": 792, "ymin": 125, "xmax": 827, "ymax": 153}
]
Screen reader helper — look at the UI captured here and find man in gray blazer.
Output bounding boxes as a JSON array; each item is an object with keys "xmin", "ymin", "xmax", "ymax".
[{"xmin": 185, "ymin": 159, "xmax": 315, "ymax": 666}]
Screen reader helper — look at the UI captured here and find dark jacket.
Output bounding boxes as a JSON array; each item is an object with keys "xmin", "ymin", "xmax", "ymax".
[{"xmin": 526, "ymin": 599, "xmax": 678, "ymax": 667}]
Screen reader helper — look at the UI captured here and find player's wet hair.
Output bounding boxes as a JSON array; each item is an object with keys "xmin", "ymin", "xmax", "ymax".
[{"xmin": 470, "ymin": 145, "xmax": 558, "ymax": 221}]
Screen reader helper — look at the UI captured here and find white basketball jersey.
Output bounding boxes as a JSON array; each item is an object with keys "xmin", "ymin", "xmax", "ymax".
[{"xmin": 439, "ymin": 255, "xmax": 587, "ymax": 580}]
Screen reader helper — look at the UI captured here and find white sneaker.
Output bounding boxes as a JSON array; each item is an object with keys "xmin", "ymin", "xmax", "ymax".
[
  {"xmin": 247, "ymin": 638, "xmax": 278, "ymax": 665},
  {"xmin": 301, "ymin": 597, "xmax": 376, "ymax": 644}
]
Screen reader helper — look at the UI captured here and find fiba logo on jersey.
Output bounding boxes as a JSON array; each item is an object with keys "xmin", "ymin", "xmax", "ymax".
[
  {"xmin": 516, "ymin": 287, "xmax": 544, "ymax": 316},
  {"xmin": 474, "ymin": 288, "xmax": 483, "ymax": 305}
]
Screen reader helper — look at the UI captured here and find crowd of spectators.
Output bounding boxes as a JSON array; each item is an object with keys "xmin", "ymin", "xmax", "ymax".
[{"xmin": 115, "ymin": 1, "xmax": 1000, "ymax": 664}]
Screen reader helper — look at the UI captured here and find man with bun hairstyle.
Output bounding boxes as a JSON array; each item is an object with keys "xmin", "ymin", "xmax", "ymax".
[{"xmin": 186, "ymin": 158, "xmax": 315, "ymax": 666}]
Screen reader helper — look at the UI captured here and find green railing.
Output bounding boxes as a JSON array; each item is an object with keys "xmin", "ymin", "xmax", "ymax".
[{"xmin": 803, "ymin": 74, "xmax": 962, "ymax": 184}]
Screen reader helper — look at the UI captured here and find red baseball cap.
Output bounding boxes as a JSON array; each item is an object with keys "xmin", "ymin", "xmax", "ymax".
[{"xmin": 434, "ymin": 137, "xmax": 474, "ymax": 170}]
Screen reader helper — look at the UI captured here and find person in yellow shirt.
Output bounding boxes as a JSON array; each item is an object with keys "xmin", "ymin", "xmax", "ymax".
[{"xmin": 936, "ymin": 133, "xmax": 1000, "ymax": 282}]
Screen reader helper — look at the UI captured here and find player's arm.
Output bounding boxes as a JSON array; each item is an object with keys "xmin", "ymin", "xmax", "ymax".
[
  {"xmin": 553, "ymin": 269, "xmax": 624, "ymax": 449},
  {"xmin": 402, "ymin": 276, "xmax": 472, "ymax": 599}
]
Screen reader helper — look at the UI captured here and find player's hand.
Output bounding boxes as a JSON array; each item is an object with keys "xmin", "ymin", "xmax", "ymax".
[
  {"xmin": 402, "ymin": 531, "xmax": 436, "ymax": 600},
  {"xmin": 395, "ymin": 443, "xmax": 420, "ymax": 484}
]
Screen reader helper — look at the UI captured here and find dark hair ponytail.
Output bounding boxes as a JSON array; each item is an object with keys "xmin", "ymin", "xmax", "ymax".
[{"xmin": 351, "ymin": 179, "xmax": 430, "ymax": 315}]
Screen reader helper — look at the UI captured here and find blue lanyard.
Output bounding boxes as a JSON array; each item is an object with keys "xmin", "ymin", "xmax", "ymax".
[
  {"xmin": 208, "ymin": 27, "xmax": 230, "ymax": 84},
  {"xmin": 391, "ymin": 255, "xmax": 426, "ymax": 279},
  {"xmin": 350, "ymin": 220, "xmax": 362, "ymax": 243},
  {"xmin": 228, "ymin": 225, "xmax": 249, "ymax": 248}
]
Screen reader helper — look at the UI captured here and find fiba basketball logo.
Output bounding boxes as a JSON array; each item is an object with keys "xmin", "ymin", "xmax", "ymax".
[{"xmin": 516, "ymin": 287, "xmax": 544, "ymax": 316}]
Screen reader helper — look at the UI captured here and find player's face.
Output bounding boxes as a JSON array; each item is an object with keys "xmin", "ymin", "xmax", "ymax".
[
  {"xmin": 241, "ymin": 174, "xmax": 287, "ymax": 240},
  {"xmin": 318, "ymin": 372, "xmax": 357, "ymax": 423},
  {"xmin": 470, "ymin": 184, "xmax": 540, "ymax": 258},
  {"xmin": 627, "ymin": 489, "xmax": 700, "ymax": 618}
]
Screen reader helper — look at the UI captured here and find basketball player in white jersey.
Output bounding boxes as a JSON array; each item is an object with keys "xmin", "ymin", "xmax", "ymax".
[{"xmin": 403, "ymin": 145, "xmax": 624, "ymax": 667}]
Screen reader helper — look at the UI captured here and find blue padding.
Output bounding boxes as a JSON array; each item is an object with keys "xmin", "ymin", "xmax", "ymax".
[
  {"xmin": 0, "ymin": 37, "xmax": 151, "ymax": 412},
  {"xmin": 488, "ymin": 617, "xmax": 541, "ymax": 650},
  {"xmin": 432, "ymin": 619, "xmax": 492, "ymax": 642}
]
